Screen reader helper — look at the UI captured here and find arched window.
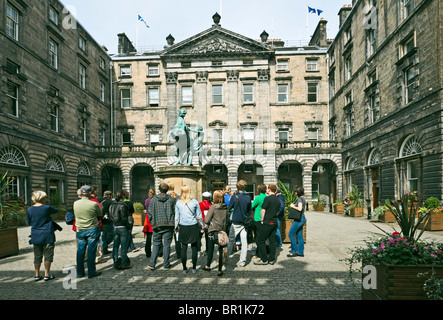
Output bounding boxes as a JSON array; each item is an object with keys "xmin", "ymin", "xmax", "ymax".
[
  {"xmin": 368, "ymin": 148, "xmax": 382, "ymax": 166},
  {"xmin": 77, "ymin": 162, "xmax": 91, "ymax": 176},
  {"xmin": 398, "ymin": 135, "xmax": 422, "ymax": 196},
  {"xmin": 346, "ymin": 157, "xmax": 356, "ymax": 171},
  {"xmin": 46, "ymin": 155, "xmax": 64, "ymax": 172},
  {"xmin": 0, "ymin": 146, "xmax": 27, "ymax": 167},
  {"xmin": 400, "ymin": 134, "xmax": 422, "ymax": 158}
]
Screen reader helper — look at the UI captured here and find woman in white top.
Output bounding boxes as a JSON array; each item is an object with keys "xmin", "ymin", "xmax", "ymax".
[{"xmin": 175, "ymin": 185, "xmax": 205, "ymax": 274}]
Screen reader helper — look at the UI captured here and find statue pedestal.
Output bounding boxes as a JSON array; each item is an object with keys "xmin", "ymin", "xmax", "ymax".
[{"xmin": 155, "ymin": 166, "xmax": 206, "ymax": 202}]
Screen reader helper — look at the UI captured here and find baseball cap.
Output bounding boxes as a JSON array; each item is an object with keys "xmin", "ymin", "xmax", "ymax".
[
  {"xmin": 202, "ymin": 192, "xmax": 211, "ymax": 198},
  {"xmin": 80, "ymin": 185, "xmax": 92, "ymax": 194}
]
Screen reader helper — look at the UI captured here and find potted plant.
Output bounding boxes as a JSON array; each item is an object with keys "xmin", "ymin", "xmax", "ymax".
[
  {"xmin": 333, "ymin": 200, "xmax": 345, "ymax": 214},
  {"xmin": 343, "ymin": 193, "xmax": 443, "ymax": 300},
  {"xmin": 132, "ymin": 202, "xmax": 145, "ymax": 226},
  {"xmin": 277, "ymin": 181, "xmax": 306, "ymax": 244},
  {"xmin": 312, "ymin": 191, "xmax": 325, "ymax": 211},
  {"xmin": 418, "ymin": 197, "xmax": 443, "ymax": 231},
  {"xmin": 372, "ymin": 205, "xmax": 395, "ymax": 223},
  {"xmin": 347, "ymin": 185, "xmax": 364, "ymax": 217},
  {"xmin": 0, "ymin": 170, "xmax": 19, "ymax": 259}
]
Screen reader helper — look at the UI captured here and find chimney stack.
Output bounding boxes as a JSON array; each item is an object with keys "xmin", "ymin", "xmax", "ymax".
[
  {"xmin": 338, "ymin": 4, "xmax": 352, "ymax": 28},
  {"xmin": 309, "ymin": 18, "xmax": 328, "ymax": 47},
  {"xmin": 117, "ymin": 33, "xmax": 136, "ymax": 54}
]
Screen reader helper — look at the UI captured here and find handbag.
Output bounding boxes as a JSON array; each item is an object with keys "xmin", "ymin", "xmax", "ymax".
[
  {"xmin": 65, "ymin": 211, "xmax": 75, "ymax": 225},
  {"xmin": 52, "ymin": 221, "xmax": 63, "ymax": 231},
  {"xmin": 217, "ymin": 230, "xmax": 229, "ymax": 247},
  {"xmin": 287, "ymin": 207, "xmax": 302, "ymax": 222}
]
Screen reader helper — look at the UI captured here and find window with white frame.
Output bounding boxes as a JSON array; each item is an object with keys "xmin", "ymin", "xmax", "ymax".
[
  {"xmin": 79, "ymin": 36, "xmax": 86, "ymax": 51},
  {"xmin": 345, "ymin": 54, "xmax": 352, "ymax": 81},
  {"xmin": 243, "ymin": 84, "xmax": 254, "ymax": 103},
  {"xmin": 369, "ymin": 92, "xmax": 378, "ymax": 123},
  {"xmin": 307, "ymin": 128, "xmax": 319, "ymax": 141},
  {"xmin": 147, "ymin": 87, "xmax": 159, "ymax": 106},
  {"xmin": 120, "ymin": 88, "xmax": 131, "ymax": 108},
  {"xmin": 277, "ymin": 83, "xmax": 289, "ymax": 103},
  {"xmin": 213, "ymin": 129, "xmax": 223, "ymax": 148},
  {"xmin": 49, "ymin": 39, "xmax": 59, "ymax": 69},
  {"xmin": 243, "ymin": 128, "xmax": 255, "ymax": 142},
  {"xmin": 402, "ymin": 0, "xmax": 414, "ymax": 19},
  {"xmin": 401, "ymin": 34, "xmax": 415, "ymax": 57},
  {"xmin": 100, "ymin": 81, "xmax": 105, "ymax": 102},
  {"xmin": 150, "ymin": 131, "xmax": 160, "ymax": 144},
  {"xmin": 181, "ymin": 86, "xmax": 193, "ymax": 105},
  {"xmin": 79, "ymin": 64, "xmax": 86, "ymax": 89},
  {"xmin": 100, "ymin": 57, "xmax": 106, "ymax": 70},
  {"xmin": 50, "ymin": 104, "xmax": 59, "ymax": 132},
  {"xmin": 80, "ymin": 119, "xmax": 87, "ymax": 142},
  {"xmin": 122, "ymin": 132, "xmax": 131, "ymax": 145},
  {"xmin": 120, "ymin": 65, "xmax": 131, "ymax": 77},
  {"xmin": 6, "ymin": 4, "xmax": 19, "ymax": 41},
  {"xmin": 278, "ymin": 129, "xmax": 289, "ymax": 142},
  {"xmin": 7, "ymin": 81, "xmax": 19, "ymax": 117},
  {"xmin": 99, "ymin": 128, "xmax": 106, "ymax": 146},
  {"xmin": 367, "ymin": 28, "xmax": 377, "ymax": 57},
  {"xmin": 407, "ymin": 160, "xmax": 418, "ymax": 192},
  {"xmin": 307, "ymin": 82, "xmax": 318, "ymax": 102},
  {"xmin": 345, "ymin": 110, "xmax": 353, "ymax": 137},
  {"xmin": 212, "ymin": 85, "xmax": 223, "ymax": 104},
  {"xmin": 277, "ymin": 59, "xmax": 288, "ymax": 71},
  {"xmin": 49, "ymin": 6, "xmax": 58, "ymax": 25},
  {"xmin": 306, "ymin": 59, "xmax": 318, "ymax": 71},
  {"xmin": 147, "ymin": 64, "xmax": 159, "ymax": 76},
  {"xmin": 405, "ymin": 66, "xmax": 415, "ymax": 104}
]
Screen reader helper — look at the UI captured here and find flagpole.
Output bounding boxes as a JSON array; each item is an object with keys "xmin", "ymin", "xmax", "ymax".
[
  {"xmin": 136, "ymin": 13, "xmax": 139, "ymax": 52},
  {"xmin": 306, "ymin": 6, "xmax": 309, "ymax": 40}
]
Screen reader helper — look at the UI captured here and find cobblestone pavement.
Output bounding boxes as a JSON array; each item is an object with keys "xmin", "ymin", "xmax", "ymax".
[{"xmin": 1, "ymin": 210, "xmax": 442, "ymax": 301}]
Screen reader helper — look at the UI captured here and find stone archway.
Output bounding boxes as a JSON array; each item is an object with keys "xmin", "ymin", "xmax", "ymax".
[
  {"xmin": 202, "ymin": 163, "xmax": 228, "ymax": 194},
  {"xmin": 101, "ymin": 164, "xmax": 123, "ymax": 195},
  {"xmin": 311, "ymin": 159, "xmax": 339, "ymax": 207},
  {"xmin": 237, "ymin": 160, "xmax": 264, "ymax": 200},
  {"xmin": 130, "ymin": 164, "xmax": 155, "ymax": 204},
  {"xmin": 277, "ymin": 160, "xmax": 303, "ymax": 192}
]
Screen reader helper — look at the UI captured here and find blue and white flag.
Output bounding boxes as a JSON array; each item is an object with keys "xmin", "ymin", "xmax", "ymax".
[
  {"xmin": 308, "ymin": 6, "xmax": 323, "ymax": 16},
  {"xmin": 138, "ymin": 14, "xmax": 150, "ymax": 28}
]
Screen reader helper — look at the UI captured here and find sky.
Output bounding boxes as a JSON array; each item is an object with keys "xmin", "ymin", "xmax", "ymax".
[{"xmin": 61, "ymin": 0, "xmax": 351, "ymax": 54}]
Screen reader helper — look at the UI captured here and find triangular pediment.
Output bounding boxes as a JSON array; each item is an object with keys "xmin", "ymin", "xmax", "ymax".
[{"xmin": 161, "ymin": 26, "xmax": 273, "ymax": 58}]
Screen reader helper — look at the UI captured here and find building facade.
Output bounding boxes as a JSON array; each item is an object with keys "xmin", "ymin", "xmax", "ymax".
[
  {"xmin": 328, "ymin": 0, "xmax": 443, "ymax": 211},
  {"xmin": 102, "ymin": 14, "xmax": 342, "ymax": 205},
  {"xmin": 0, "ymin": 0, "xmax": 112, "ymax": 207}
]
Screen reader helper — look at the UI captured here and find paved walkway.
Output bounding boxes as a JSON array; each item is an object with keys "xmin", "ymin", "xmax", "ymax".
[{"xmin": 1, "ymin": 210, "xmax": 442, "ymax": 301}]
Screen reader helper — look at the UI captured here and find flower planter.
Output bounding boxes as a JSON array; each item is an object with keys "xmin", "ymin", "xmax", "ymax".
[
  {"xmin": 280, "ymin": 218, "xmax": 306, "ymax": 244},
  {"xmin": 350, "ymin": 207, "xmax": 363, "ymax": 217},
  {"xmin": 333, "ymin": 205, "xmax": 345, "ymax": 214},
  {"xmin": 362, "ymin": 262, "xmax": 443, "ymax": 300},
  {"xmin": 378, "ymin": 211, "xmax": 396, "ymax": 223},
  {"xmin": 419, "ymin": 213, "xmax": 443, "ymax": 231},
  {"xmin": 0, "ymin": 227, "xmax": 19, "ymax": 259},
  {"xmin": 313, "ymin": 204, "xmax": 325, "ymax": 211},
  {"xmin": 132, "ymin": 213, "xmax": 144, "ymax": 226}
]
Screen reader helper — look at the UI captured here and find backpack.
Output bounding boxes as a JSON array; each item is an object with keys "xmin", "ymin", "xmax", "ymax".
[
  {"xmin": 109, "ymin": 201, "xmax": 129, "ymax": 226},
  {"xmin": 65, "ymin": 212, "xmax": 75, "ymax": 225}
]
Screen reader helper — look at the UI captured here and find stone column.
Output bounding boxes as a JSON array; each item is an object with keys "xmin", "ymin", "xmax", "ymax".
[{"xmin": 166, "ymin": 72, "xmax": 178, "ymax": 132}]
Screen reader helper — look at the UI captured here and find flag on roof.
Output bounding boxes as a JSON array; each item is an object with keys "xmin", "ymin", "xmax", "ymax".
[
  {"xmin": 308, "ymin": 6, "xmax": 323, "ymax": 16},
  {"xmin": 138, "ymin": 14, "xmax": 150, "ymax": 28}
]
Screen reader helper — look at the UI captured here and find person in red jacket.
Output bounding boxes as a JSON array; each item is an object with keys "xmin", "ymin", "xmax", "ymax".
[{"xmin": 198, "ymin": 192, "xmax": 212, "ymax": 255}]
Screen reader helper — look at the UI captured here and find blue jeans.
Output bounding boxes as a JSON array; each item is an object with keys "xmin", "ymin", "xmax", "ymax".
[
  {"xmin": 113, "ymin": 227, "xmax": 130, "ymax": 267},
  {"xmin": 275, "ymin": 217, "xmax": 283, "ymax": 247},
  {"xmin": 288, "ymin": 216, "xmax": 306, "ymax": 255},
  {"xmin": 76, "ymin": 226, "xmax": 101, "ymax": 278},
  {"xmin": 100, "ymin": 223, "xmax": 114, "ymax": 252},
  {"xmin": 127, "ymin": 216, "xmax": 135, "ymax": 251},
  {"xmin": 150, "ymin": 227, "xmax": 174, "ymax": 268}
]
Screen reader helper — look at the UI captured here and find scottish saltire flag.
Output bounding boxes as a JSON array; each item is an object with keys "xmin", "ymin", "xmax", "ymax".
[
  {"xmin": 138, "ymin": 14, "xmax": 150, "ymax": 28},
  {"xmin": 308, "ymin": 6, "xmax": 323, "ymax": 16}
]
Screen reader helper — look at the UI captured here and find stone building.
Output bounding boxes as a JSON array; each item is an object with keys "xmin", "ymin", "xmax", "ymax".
[
  {"xmin": 0, "ymin": 0, "xmax": 112, "ymax": 207},
  {"xmin": 328, "ymin": 0, "xmax": 443, "ymax": 211},
  {"xmin": 103, "ymin": 13, "xmax": 342, "ymax": 205}
]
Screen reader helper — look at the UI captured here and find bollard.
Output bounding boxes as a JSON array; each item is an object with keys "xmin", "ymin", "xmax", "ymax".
[{"xmin": 367, "ymin": 206, "xmax": 372, "ymax": 220}]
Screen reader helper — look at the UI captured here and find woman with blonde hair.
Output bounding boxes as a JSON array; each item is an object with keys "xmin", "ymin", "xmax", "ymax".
[
  {"xmin": 203, "ymin": 190, "xmax": 228, "ymax": 276},
  {"xmin": 175, "ymin": 185, "xmax": 205, "ymax": 274},
  {"xmin": 26, "ymin": 190, "xmax": 59, "ymax": 281}
]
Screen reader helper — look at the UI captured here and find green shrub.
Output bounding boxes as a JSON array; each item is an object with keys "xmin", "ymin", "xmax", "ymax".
[{"xmin": 424, "ymin": 197, "xmax": 441, "ymax": 209}]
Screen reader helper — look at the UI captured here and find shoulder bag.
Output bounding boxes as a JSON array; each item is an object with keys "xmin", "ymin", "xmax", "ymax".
[{"xmin": 287, "ymin": 207, "xmax": 302, "ymax": 222}]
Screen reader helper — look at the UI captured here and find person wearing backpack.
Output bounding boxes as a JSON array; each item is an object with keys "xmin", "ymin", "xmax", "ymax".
[{"xmin": 109, "ymin": 190, "xmax": 132, "ymax": 270}]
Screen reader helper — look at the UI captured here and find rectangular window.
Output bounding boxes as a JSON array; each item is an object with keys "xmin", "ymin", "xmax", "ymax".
[
  {"xmin": 122, "ymin": 132, "xmax": 131, "ymax": 145},
  {"xmin": 277, "ymin": 60, "xmax": 288, "ymax": 71},
  {"xmin": 49, "ymin": 39, "xmax": 58, "ymax": 69},
  {"xmin": 402, "ymin": 35, "xmax": 415, "ymax": 57},
  {"xmin": 181, "ymin": 86, "xmax": 193, "ymax": 105},
  {"xmin": 306, "ymin": 59, "xmax": 318, "ymax": 71},
  {"xmin": 405, "ymin": 66, "xmax": 415, "ymax": 104},
  {"xmin": 213, "ymin": 129, "xmax": 223, "ymax": 148},
  {"xmin": 307, "ymin": 128, "xmax": 318, "ymax": 140},
  {"xmin": 79, "ymin": 36, "xmax": 86, "ymax": 51},
  {"xmin": 243, "ymin": 84, "xmax": 254, "ymax": 103},
  {"xmin": 346, "ymin": 112, "xmax": 353, "ymax": 137},
  {"xmin": 6, "ymin": 4, "xmax": 19, "ymax": 41},
  {"xmin": 369, "ymin": 93, "xmax": 378, "ymax": 123},
  {"xmin": 147, "ymin": 64, "xmax": 159, "ymax": 76},
  {"xmin": 79, "ymin": 64, "xmax": 86, "ymax": 89},
  {"xmin": 345, "ymin": 27, "xmax": 352, "ymax": 44},
  {"xmin": 278, "ymin": 130, "xmax": 289, "ymax": 142},
  {"xmin": 99, "ymin": 128, "xmax": 106, "ymax": 146},
  {"xmin": 100, "ymin": 81, "xmax": 105, "ymax": 102},
  {"xmin": 345, "ymin": 55, "xmax": 352, "ymax": 81},
  {"xmin": 402, "ymin": 0, "xmax": 414, "ymax": 19},
  {"xmin": 367, "ymin": 29, "xmax": 377, "ymax": 57},
  {"xmin": 307, "ymin": 82, "xmax": 318, "ymax": 103},
  {"xmin": 212, "ymin": 85, "xmax": 223, "ymax": 104},
  {"xmin": 148, "ymin": 88, "xmax": 159, "ymax": 106},
  {"xmin": 120, "ymin": 65, "xmax": 131, "ymax": 77},
  {"xmin": 50, "ymin": 104, "xmax": 59, "ymax": 132},
  {"xmin": 277, "ymin": 84, "xmax": 289, "ymax": 103},
  {"xmin": 49, "ymin": 6, "xmax": 58, "ymax": 25},
  {"xmin": 7, "ymin": 82, "xmax": 19, "ymax": 117},
  {"xmin": 150, "ymin": 132, "xmax": 160, "ymax": 144},
  {"xmin": 120, "ymin": 89, "xmax": 131, "ymax": 108},
  {"xmin": 243, "ymin": 128, "xmax": 255, "ymax": 141},
  {"xmin": 80, "ymin": 119, "xmax": 87, "ymax": 142},
  {"xmin": 407, "ymin": 160, "xmax": 418, "ymax": 192},
  {"xmin": 100, "ymin": 57, "xmax": 106, "ymax": 70}
]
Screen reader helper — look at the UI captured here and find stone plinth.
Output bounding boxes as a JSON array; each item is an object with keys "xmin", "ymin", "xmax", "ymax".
[{"xmin": 155, "ymin": 166, "xmax": 206, "ymax": 202}]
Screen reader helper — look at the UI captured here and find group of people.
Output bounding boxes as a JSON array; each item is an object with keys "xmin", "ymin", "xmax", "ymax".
[{"xmin": 25, "ymin": 180, "xmax": 307, "ymax": 281}]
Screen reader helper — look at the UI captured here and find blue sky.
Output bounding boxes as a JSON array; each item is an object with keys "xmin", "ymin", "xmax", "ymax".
[{"xmin": 62, "ymin": 0, "xmax": 350, "ymax": 54}]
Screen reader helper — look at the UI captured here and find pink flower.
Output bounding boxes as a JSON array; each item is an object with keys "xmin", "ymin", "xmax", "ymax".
[{"xmin": 431, "ymin": 254, "xmax": 437, "ymax": 258}]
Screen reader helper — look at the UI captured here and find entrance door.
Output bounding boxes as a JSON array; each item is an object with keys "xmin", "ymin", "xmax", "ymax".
[{"xmin": 371, "ymin": 168, "xmax": 380, "ymax": 208}]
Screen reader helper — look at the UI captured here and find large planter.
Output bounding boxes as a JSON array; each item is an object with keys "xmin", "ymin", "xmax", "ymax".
[
  {"xmin": 362, "ymin": 262, "xmax": 443, "ymax": 300},
  {"xmin": 333, "ymin": 205, "xmax": 345, "ymax": 214},
  {"xmin": 419, "ymin": 212, "xmax": 443, "ymax": 231},
  {"xmin": 133, "ymin": 213, "xmax": 144, "ymax": 226},
  {"xmin": 313, "ymin": 204, "xmax": 325, "ymax": 211},
  {"xmin": 280, "ymin": 218, "xmax": 306, "ymax": 244},
  {"xmin": 0, "ymin": 227, "xmax": 19, "ymax": 259},
  {"xmin": 350, "ymin": 206, "xmax": 363, "ymax": 217},
  {"xmin": 378, "ymin": 211, "xmax": 396, "ymax": 223}
]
